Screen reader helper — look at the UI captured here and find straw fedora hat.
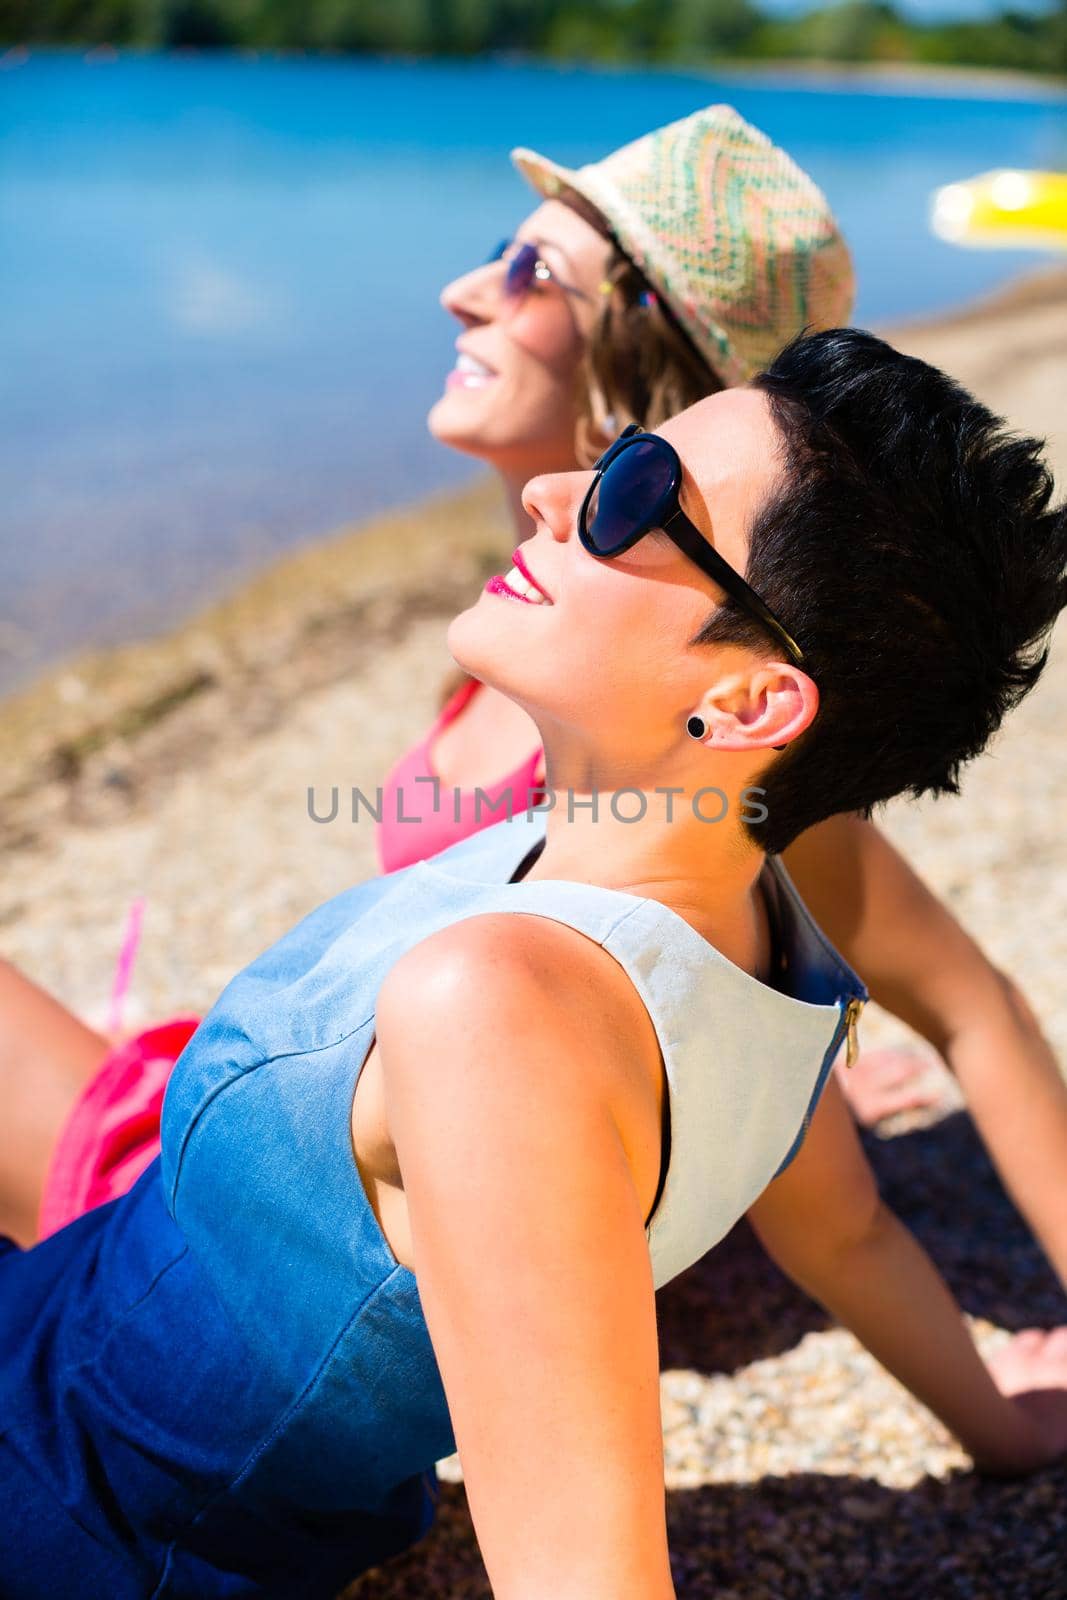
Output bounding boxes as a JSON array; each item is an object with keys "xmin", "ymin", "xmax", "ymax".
[{"xmin": 513, "ymin": 104, "xmax": 855, "ymax": 388}]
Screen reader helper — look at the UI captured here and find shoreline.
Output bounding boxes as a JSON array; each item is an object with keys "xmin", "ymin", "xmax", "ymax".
[
  {"xmin": 8, "ymin": 45, "xmax": 1066, "ymax": 101},
  {"xmin": 709, "ymin": 55, "xmax": 1067, "ymax": 99},
  {"xmin": 0, "ymin": 475, "xmax": 512, "ymax": 849}
]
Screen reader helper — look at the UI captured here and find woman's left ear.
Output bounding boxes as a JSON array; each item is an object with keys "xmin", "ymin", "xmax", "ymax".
[{"xmin": 693, "ymin": 665, "xmax": 818, "ymax": 754}]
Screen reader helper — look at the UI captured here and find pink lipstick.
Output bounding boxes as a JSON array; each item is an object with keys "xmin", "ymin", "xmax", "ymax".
[
  {"xmin": 484, "ymin": 575, "xmax": 540, "ymax": 603},
  {"xmin": 510, "ymin": 547, "xmax": 552, "ymax": 602}
]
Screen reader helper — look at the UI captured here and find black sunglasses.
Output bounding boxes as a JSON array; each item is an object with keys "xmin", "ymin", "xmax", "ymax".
[{"xmin": 578, "ymin": 424, "xmax": 806, "ymax": 670}]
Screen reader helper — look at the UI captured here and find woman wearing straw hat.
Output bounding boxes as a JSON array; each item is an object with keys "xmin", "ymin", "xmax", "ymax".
[
  {"xmin": 2, "ymin": 326, "xmax": 1067, "ymax": 1597},
  {"xmin": 3, "ymin": 109, "xmax": 1067, "ymax": 1317}
]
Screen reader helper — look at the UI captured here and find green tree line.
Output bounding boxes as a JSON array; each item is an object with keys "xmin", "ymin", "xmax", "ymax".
[{"xmin": 2, "ymin": 0, "xmax": 1065, "ymax": 76}]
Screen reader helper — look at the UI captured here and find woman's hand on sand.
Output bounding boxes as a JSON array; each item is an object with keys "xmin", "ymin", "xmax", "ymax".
[
  {"xmin": 978, "ymin": 1328, "xmax": 1067, "ymax": 1474},
  {"xmin": 834, "ymin": 1046, "xmax": 950, "ymax": 1127}
]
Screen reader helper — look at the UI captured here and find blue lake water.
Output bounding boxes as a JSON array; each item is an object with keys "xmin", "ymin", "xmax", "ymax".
[{"xmin": 2, "ymin": 51, "xmax": 1065, "ymax": 694}]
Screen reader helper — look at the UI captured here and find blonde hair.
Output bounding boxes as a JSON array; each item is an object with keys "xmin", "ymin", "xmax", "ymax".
[{"xmin": 565, "ymin": 190, "xmax": 723, "ymax": 464}]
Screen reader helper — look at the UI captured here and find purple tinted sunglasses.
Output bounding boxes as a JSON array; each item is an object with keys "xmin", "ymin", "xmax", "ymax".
[{"xmin": 485, "ymin": 239, "xmax": 594, "ymax": 308}]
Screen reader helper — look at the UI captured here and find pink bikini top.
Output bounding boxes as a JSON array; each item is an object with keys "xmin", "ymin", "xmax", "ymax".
[{"xmin": 376, "ymin": 677, "xmax": 545, "ymax": 874}]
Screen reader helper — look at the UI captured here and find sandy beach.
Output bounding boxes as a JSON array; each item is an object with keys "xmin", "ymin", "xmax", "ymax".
[{"xmin": 3, "ymin": 266, "xmax": 1067, "ymax": 1596}]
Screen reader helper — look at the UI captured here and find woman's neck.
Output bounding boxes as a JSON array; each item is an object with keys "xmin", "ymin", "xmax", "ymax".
[
  {"xmin": 516, "ymin": 728, "xmax": 774, "ymax": 968},
  {"xmin": 531, "ymin": 798, "xmax": 771, "ymax": 979}
]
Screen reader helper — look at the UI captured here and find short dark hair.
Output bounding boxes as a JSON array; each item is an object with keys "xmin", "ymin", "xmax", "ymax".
[{"xmin": 693, "ymin": 327, "xmax": 1067, "ymax": 855}]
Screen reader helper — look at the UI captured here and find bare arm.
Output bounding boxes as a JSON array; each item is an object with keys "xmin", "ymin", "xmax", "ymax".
[
  {"xmin": 375, "ymin": 914, "xmax": 675, "ymax": 1600},
  {"xmin": 783, "ymin": 813, "xmax": 1067, "ymax": 1287},
  {"xmin": 748, "ymin": 1074, "xmax": 1067, "ymax": 1474}
]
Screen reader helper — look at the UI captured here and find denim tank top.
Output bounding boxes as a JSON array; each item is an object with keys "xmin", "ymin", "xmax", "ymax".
[{"xmin": 157, "ymin": 814, "xmax": 867, "ymax": 1502}]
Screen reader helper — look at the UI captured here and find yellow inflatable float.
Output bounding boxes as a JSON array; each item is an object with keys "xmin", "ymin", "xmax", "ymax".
[{"xmin": 931, "ymin": 169, "xmax": 1067, "ymax": 251}]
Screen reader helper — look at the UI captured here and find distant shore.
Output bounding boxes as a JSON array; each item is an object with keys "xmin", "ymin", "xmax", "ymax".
[
  {"xmin": 708, "ymin": 55, "xmax": 1067, "ymax": 99},
  {"xmin": 4, "ymin": 45, "xmax": 1066, "ymax": 100}
]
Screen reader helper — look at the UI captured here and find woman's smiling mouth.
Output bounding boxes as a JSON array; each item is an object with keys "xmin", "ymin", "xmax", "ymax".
[
  {"xmin": 446, "ymin": 350, "xmax": 498, "ymax": 390},
  {"xmin": 484, "ymin": 549, "xmax": 554, "ymax": 606},
  {"xmin": 484, "ymin": 568, "xmax": 551, "ymax": 605}
]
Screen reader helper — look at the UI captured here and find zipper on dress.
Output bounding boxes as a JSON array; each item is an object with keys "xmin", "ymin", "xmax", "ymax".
[
  {"xmin": 796, "ymin": 994, "xmax": 866, "ymax": 1144},
  {"xmin": 842, "ymin": 995, "xmax": 865, "ymax": 1069},
  {"xmin": 770, "ymin": 991, "xmax": 865, "ymax": 1178}
]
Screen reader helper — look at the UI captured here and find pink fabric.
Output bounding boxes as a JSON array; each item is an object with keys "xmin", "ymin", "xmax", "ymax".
[
  {"xmin": 37, "ymin": 1017, "xmax": 200, "ymax": 1238},
  {"xmin": 376, "ymin": 678, "xmax": 545, "ymax": 873}
]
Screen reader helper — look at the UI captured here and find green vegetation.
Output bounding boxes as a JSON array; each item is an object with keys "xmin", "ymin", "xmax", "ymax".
[{"xmin": 2, "ymin": 0, "xmax": 1065, "ymax": 77}]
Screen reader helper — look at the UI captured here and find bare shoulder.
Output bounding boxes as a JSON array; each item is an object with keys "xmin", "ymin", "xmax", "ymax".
[
  {"xmin": 387, "ymin": 907, "xmax": 626, "ymax": 980},
  {"xmin": 380, "ymin": 911, "xmax": 652, "ymax": 1056},
  {"xmin": 377, "ymin": 913, "xmax": 664, "ymax": 1157}
]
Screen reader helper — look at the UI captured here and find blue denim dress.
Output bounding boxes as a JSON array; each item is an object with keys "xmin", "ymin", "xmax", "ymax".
[{"xmin": 0, "ymin": 814, "xmax": 866, "ymax": 1598}]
